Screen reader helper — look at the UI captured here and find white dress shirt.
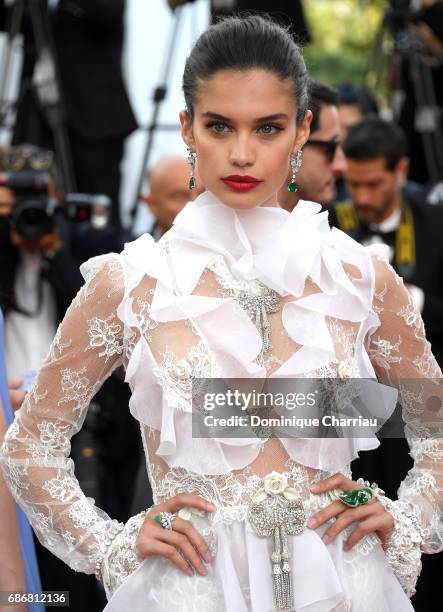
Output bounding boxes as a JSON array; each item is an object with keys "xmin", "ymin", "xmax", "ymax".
[{"xmin": 4, "ymin": 251, "xmax": 57, "ymax": 380}]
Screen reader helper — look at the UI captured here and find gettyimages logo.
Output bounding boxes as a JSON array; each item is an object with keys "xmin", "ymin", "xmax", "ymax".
[{"xmin": 191, "ymin": 377, "xmax": 443, "ymax": 440}]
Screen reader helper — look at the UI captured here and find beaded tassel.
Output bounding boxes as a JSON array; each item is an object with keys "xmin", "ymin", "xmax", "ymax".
[
  {"xmin": 271, "ymin": 525, "xmax": 294, "ymax": 610},
  {"xmin": 280, "ymin": 527, "xmax": 292, "ymax": 609},
  {"xmin": 248, "ymin": 493, "xmax": 305, "ymax": 611}
]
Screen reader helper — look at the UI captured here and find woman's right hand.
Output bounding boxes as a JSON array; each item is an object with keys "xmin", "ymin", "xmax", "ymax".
[{"xmin": 135, "ymin": 494, "xmax": 215, "ymax": 577}]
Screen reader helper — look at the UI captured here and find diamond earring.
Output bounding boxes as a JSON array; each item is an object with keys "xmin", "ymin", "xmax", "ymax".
[
  {"xmin": 187, "ymin": 148, "xmax": 197, "ymax": 190},
  {"xmin": 288, "ymin": 150, "xmax": 303, "ymax": 193}
]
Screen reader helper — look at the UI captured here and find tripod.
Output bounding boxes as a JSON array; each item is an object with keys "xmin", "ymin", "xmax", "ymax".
[
  {"xmin": 129, "ymin": 3, "xmax": 193, "ymax": 226},
  {"xmin": 365, "ymin": 7, "xmax": 443, "ymax": 184},
  {"xmin": 0, "ymin": 0, "xmax": 76, "ymax": 191}
]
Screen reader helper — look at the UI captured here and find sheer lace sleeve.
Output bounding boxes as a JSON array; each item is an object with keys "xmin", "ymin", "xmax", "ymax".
[
  {"xmin": 0, "ymin": 253, "xmax": 127, "ymax": 576},
  {"xmin": 365, "ymin": 249, "xmax": 443, "ymax": 593}
]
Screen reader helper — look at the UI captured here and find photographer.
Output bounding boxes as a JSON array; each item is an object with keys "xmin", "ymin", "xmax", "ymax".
[
  {"xmin": 0, "ymin": 145, "xmax": 122, "ymax": 379},
  {"xmin": 0, "ymin": 143, "xmax": 131, "ymax": 612}
]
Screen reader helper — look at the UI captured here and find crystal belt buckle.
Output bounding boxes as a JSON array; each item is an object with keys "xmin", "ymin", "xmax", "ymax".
[{"xmin": 247, "ymin": 473, "xmax": 306, "ymax": 610}]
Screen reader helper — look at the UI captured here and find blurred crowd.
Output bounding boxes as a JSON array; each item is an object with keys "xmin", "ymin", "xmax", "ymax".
[{"xmin": 0, "ymin": 1, "xmax": 442, "ymax": 611}]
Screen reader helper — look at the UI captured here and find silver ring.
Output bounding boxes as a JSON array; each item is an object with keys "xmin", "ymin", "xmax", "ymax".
[
  {"xmin": 356, "ymin": 477, "xmax": 385, "ymax": 497},
  {"xmin": 154, "ymin": 511, "xmax": 177, "ymax": 530},
  {"xmin": 328, "ymin": 488, "xmax": 343, "ymax": 502}
]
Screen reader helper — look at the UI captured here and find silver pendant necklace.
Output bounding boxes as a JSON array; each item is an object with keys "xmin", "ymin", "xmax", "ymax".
[
  {"xmin": 208, "ymin": 256, "xmax": 280, "ymax": 352},
  {"xmin": 235, "ymin": 284, "xmax": 280, "ymax": 352}
]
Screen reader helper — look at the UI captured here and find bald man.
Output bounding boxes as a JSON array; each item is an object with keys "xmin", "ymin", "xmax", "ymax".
[{"xmin": 142, "ymin": 156, "xmax": 204, "ymax": 239}]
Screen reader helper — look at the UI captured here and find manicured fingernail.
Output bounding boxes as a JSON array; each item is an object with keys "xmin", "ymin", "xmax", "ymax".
[
  {"xmin": 204, "ymin": 551, "xmax": 212, "ymax": 563},
  {"xmin": 186, "ymin": 567, "xmax": 194, "ymax": 576},
  {"xmin": 206, "ymin": 502, "xmax": 215, "ymax": 511},
  {"xmin": 199, "ymin": 566, "xmax": 208, "ymax": 575},
  {"xmin": 343, "ymin": 542, "xmax": 349, "ymax": 551},
  {"xmin": 310, "ymin": 484, "xmax": 320, "ymax": 492},
  {"xmin": 307, "ymin": 518, "xmax": 318, "ymax": 528},
  {"xmin": 322, "ymin": 534, "xmax": 330, "ymax": 545}
]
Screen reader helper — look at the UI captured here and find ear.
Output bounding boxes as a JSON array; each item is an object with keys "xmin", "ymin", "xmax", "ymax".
[
  {"xmin": 179, "ymin": 110, "xmax": 195, "ymax": 150},
  {"xmin": 395, "ymin": 157, "xmax": 409, "ymax": 186},
  {"xmin": 292, "ymin": 110, "xmax": 312, "ymax": 155},
  {"xmin": 141, "ymin": 194, "xmax": 156, "ymax": 213}
]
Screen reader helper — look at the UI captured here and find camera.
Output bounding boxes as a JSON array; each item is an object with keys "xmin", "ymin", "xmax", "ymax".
[{"xmin": 0, "ymin": 145, "xmax": 111, "ymax": 242}]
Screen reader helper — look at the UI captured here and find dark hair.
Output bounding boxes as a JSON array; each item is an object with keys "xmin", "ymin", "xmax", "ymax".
[
  {"xmin": 337, "ymin": 82, "xmax": 379, "ymax": 116},
  {"xmin": 182, "ymin": 15, "xmax": 309, "ymax": 125},
  {"xmin": 308, "ymin": 80, "xmax": 339, "ymax": 133},
  {"xmin": 343, "ymin": 117, "xmax": 407, "ymax": 170}
]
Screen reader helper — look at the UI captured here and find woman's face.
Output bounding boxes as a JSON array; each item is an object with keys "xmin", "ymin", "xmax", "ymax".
[{"xmin": 180, "ymin": 69, "xmax": 311, "ymax": 209}]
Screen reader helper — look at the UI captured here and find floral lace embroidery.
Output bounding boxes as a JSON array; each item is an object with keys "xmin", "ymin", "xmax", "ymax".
[
  {"xmin": 134, "ymin": 295, "xmax": 159, "ymax": 341},
  {"xmin": 42, "ymin": 475, "xmax": 78, "ymax": 503},
  {"xmin": 367, "ymin": 335, "xmax": 402, "ymax": 366},
  {"xmin": 80, "ymin": 255, "xmax": 123, "ymax": 300},
  {"xmin": 25, "ymin": 382, "xmax": 48, "ymax": 411},
  {"xmin": 49, "ymin": 323, "xmax": 72, "ymax": 360},
  {"xmin": 87, "ymin": 315, "xmax": 123, "ymax": 360},
  {"xmin": 58, "ymin": 367, "xmax": 91, "ymax": 413},
  {"xmin": 38, "ymin": 421, "xmax": 70, "ymax": 450},
  {"xmin": 153, "ymin": 341, "xmax": 221, "ymax": 412},
  {"xmin": 3, "ymin": 463, "xmax": 30, "ymax": 493},
  {"xmin": 68, "ymin": 498, "xmax": 99, "ymax": 530},
  {"xmin": 412, "ymin": 343, "xmax": 441, "ymax": 377},
  {"xmin": 373, "ymin": 282, "xmax": 388, "ymax": 312}
]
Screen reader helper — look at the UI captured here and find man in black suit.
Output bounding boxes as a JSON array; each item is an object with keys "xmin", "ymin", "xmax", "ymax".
[
  {"xmin": 331, "ymin": 117, "xmax": 443, "ymax": 366},
  {"xmin": 328, "ymin": 117, "xmax": 443, "ymax": 611},
  {"xmin": 52, "ymin": 0, "xmax": 137, "ymax": 230}
]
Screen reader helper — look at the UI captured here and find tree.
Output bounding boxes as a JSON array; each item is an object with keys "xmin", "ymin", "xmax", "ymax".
[{"xmin": 303, "ymin": 0, "xmax": 388, "ymax": 88}]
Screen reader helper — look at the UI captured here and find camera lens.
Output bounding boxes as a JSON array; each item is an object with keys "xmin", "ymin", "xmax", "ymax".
[{"xmin": 12, "ymin": 199, "xmax": 54, "ymax": 242}]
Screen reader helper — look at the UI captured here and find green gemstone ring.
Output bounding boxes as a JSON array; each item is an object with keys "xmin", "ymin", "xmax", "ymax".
[
  {"xmin": 153, "ymin": 511, "xmax": 176, "ymax": 529},
  {"xmin": 337, "ymin": 486, "xmax": 374, "ymax": 507}
]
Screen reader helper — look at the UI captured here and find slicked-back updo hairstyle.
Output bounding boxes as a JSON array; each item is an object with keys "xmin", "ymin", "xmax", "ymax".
[{"xmin": 183, "ymin": 15, "xmax": 309, "ymax": 126}]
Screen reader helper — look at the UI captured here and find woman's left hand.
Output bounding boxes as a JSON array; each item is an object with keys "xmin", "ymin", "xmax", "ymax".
[{"xmin": 308, "ymin": 473, "xmax": 395, "ymax": 551}]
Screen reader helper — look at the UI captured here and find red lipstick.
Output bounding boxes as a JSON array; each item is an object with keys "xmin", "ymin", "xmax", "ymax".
[{"xmin": 222, "ymin": 175, "xmax": 262, "ymax": 192}]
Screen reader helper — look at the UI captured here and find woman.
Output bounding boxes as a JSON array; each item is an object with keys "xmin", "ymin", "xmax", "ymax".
[{"xmin": 1, "ymin": 16, "xmax": 442, "ymax": 612}]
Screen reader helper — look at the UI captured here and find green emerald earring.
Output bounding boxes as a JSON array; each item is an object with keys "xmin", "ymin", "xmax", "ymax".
[
  {"xmin": 288, "ymin": 150, "xmax": 302, "ymax": 193},
  {"xmin": 187, "ymin": 148, "xmax": 197, "ymax": 190}
]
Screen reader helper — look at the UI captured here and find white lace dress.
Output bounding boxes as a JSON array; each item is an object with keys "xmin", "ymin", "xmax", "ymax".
[{"xmin": 1, "ymin": 193, "xmax": 442, "ymax": 612}]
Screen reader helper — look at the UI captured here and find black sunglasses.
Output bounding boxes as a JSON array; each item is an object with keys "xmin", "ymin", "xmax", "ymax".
[{"xmin": 305, "ymin": 136, "xmax": 341, "ymax": 161}]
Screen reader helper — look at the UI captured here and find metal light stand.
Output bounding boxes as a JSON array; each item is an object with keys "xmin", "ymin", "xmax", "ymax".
[
  {"xmin": 129, "ymin": 3, "xmax": 188, "ymax": 226},
  {"xmin": 0, "ymin": 0, "xmax": 76, "ymax": 192}
]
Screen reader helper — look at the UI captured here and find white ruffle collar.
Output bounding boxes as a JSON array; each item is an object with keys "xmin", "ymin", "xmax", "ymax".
[{"xmin": 163, "ymin": 191, "xmax": 369, "ymax": 307}]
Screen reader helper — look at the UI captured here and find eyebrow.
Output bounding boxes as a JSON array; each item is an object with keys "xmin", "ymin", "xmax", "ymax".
[{"xmin": 201, "ymin": 112, "xmax": 290, "ymax": 122}]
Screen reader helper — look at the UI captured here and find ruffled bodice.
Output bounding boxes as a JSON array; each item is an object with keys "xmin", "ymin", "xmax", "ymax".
[
  {"xmin": 120, "ymin": 195, "xmax": 389, "ymax": 478},
  {"xmin": 1, "ymin": 192, "xmax": 442, "ymax": 609}
]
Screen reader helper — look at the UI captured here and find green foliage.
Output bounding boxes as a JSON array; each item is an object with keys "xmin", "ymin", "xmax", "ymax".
[{"xmin": 302, "ymin": 0, "xmax": 389, "ymax": 87}]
